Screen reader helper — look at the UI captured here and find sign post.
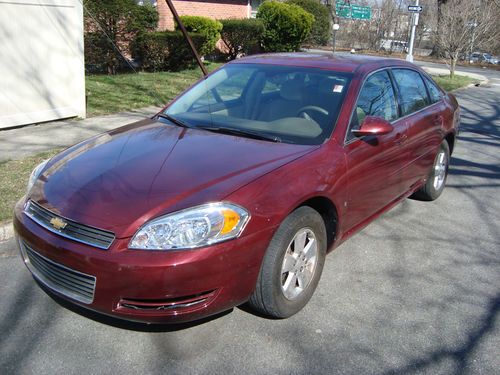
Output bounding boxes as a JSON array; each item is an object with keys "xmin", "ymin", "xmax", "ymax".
[
  {"xmin": 406, "ymin": 0, "xmax": 421, "ymax": 63},
  {"xmin": 332, "ymin": 22, "xmax": 340, "ymax": 53},
  {"xmin": 408, "ymin": 5, "xmax": 423, "ymax": 12}
]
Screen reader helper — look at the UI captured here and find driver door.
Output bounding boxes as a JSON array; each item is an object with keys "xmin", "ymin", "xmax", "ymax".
[{"xmin": 343, "ymin": 70, "xmax": 408, "ymax": 232}]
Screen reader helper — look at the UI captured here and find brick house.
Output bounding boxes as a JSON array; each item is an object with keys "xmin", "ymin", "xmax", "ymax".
[{"xmin": 138, "ymin": 0, "xmax": 263, "ymax": 30}]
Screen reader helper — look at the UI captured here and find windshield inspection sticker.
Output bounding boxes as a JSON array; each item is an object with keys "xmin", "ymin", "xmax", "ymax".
[{"xmin": 333, "ymin": 85, "xmax": 344, "ymax": 93}]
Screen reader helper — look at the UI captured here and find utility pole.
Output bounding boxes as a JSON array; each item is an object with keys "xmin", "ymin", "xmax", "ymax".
[
  {"xmin": 469, "ymin": 20, "xmax": 477, "ymax": 59},
  {"xmin": 406, "ymin": 0, "xmax": 419, "ymax": 62}
]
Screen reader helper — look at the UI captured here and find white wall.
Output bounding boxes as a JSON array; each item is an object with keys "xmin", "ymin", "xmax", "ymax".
[{"xmin": 0, "ymin": 0, "xmax": 85, "ymax": 129}]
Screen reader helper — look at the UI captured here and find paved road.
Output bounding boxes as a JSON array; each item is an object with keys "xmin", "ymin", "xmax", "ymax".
[
  {"xmin": 1, "ymin": 78, "xmax": 499, "ymax": 374},
  {"xmin": 327, "ymin": 49, "xmax": 497, "ymax": 81},
  {"xmin": 412, "ymin": 60, "xmax": 499, "ymax": 81}
]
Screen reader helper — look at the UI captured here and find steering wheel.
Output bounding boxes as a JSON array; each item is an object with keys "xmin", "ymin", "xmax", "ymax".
[{"xmin": 296, "ymin": 106, "xmax": 329, "ymax": 121}]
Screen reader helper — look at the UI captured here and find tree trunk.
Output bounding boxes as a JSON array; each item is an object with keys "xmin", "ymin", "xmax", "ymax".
[
  {"xmin": 431, "ymin": 0, "xmax": 449, "ymax": 57},
  {"xmin": 450, "ymin": 55, "xmax": 457, "ymax": 79}
]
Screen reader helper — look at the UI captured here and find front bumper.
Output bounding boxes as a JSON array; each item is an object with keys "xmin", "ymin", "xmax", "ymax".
[{"xmin": 14, "ymin": 200, "xmax": 273, "ymax": 324}]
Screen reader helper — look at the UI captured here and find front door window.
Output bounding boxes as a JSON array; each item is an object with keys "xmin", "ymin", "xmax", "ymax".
[{"xmin": 347, "ymin": 70, "xmax": 398, "ymax": 142}]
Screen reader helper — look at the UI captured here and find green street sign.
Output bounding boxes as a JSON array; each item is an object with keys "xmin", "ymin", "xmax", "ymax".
[
  {"xmin": 335, "ymin": 1, "xmax": 371, "ymax": 20},
  {"xmin": 351, "ymin": 5, "xmax": 371, "ymax": 20},
  {"xmin": 336, "ymin": 4, "xmax": 351, "ymax": 18}
]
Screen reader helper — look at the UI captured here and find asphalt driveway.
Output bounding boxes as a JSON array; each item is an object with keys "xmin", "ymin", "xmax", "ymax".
[{"xmin": 0, "ymin": 77, "xmax": 499, "ymax": 374}]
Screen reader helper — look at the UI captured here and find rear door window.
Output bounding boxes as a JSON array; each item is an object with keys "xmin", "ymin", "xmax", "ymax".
[{"xmin": 392, "ymin": 69, "xmax": 430, "ymax": 115}]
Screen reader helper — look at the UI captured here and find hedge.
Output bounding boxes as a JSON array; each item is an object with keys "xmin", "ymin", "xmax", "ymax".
[
  {"xmin": 286, "ymin": 0, "xmax": 330, "ymax": 46},
  {"xmin": 175, "ymin": 15, "xmax": 223, "ymax": 55},
  {"xmin": 220, "ymin": 19, "xmax": 265, "ymax": 60},
  {"xmin": 257, "ymin": 1, "xmax": 314, "ymax": 52},
  {"xmin": 132, "ymin": 31, "xmax": 207, "ymax": 71},
  {"xmin": 84, "ymin": 32, "xmax": 114, "ymax": 74},
  {"xmin": 84, "ymin": 1, "xmax": 158, "ymax": 74}
]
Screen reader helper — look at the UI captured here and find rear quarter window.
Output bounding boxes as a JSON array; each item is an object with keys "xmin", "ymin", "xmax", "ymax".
[{"xmin": 423, "ymin": 76, "xmax": 443, "ymax": 104}]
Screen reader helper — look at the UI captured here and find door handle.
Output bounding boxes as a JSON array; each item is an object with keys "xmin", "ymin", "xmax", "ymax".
[
  {"xmin": 434, "ymin": 115, "xmax": 444, "ymax": 126},
  {"xmin": 394, "ymin": 133, "xmax": 408, "ymax": 145}
]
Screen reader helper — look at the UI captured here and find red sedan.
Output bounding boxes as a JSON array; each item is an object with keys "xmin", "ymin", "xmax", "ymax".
[{"xmin": 14, "ymin": 53, "xmax": 459, "ymax": 323}]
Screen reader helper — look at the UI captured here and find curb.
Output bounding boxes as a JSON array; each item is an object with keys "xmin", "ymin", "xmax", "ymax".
[
  {"xmin": 422, "ymin": 66, "xmax": 488, "ymax": 82},
  {"xmin": 450, "ymin": 79, "xmax": 489, "ymax": 93},
  {"xmin": 0, "ymin": 222, "xmax": 14, "ymax": 243},
  {"xmin": 421, "ymin": 66, "xmax": 489, "ymax": 93}
]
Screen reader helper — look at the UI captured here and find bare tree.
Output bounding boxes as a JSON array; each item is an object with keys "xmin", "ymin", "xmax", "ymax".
[
  {"xmin": 433, "ymin": 0, "xmax": 499, "ymax": 77},
  {"xmin": 349, "ymin": 0, "xmax": 399, "ymax": 51},
  {"xmin": 333, "ymin": 0, "xmax": 409, "ymax": 51},
  {"xmin": 415, "ymin": 0, "xmax": 437, "ymax": 49}
]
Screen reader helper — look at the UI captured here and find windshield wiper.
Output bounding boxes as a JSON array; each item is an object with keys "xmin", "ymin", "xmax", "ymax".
[
  {"xmin": 156, "ymin": 113, "xmax": 191, "ymax": 128},
  {"xmin": 197, "ymin": 125, "xmax": 281, "ymax": 143}
]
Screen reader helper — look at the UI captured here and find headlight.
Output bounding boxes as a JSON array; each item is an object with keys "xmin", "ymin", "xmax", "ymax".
[
  {"xmin": 129, "ymin": 203, "xmax": 250, "ymax": 250},
  {"xmin": 27, "ymin": 159, "xmax": 49, "ymax": 195}
]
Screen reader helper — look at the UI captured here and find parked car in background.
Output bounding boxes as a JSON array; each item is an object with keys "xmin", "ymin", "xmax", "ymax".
[
  {"xmin": 379, "ymin": 39, "xmax": 408, "ymax": 53},
  {"xmin": 484, "ymin": 54, "xmax": 499, "ymax": 65},
  {"xmin": 15, "ymin": 53, "xmax": 460, "ymax": 324},
  {"xmin": 468, "ymin": 52, "xmax": 499, "ymax": 65}
]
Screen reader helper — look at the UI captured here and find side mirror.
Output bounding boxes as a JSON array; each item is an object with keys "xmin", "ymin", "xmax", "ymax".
[{"xmin": 351, "ymin": 116, "xmax": 393, "ymax": 137}]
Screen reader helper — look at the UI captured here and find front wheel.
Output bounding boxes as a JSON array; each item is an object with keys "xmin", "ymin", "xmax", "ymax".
[
  {"xmin": 412, "ymin": 140, "xmax": 450, "ymax": 201},
  {"xmin": 248, "ymin": 206, "xmax": 326, "ymax": 318}
]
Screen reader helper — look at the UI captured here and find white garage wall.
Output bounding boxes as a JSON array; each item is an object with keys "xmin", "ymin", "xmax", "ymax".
[{"xmin": 0, "ymin": 0, "xmax": 85, "ymax": 129}]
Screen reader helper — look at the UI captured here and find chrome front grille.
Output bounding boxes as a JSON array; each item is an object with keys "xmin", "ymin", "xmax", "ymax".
[
  {"xmin": 24, "ymin": 201, "xmax": 115, "ymax": 249},
  {"xmin": 20, "ymin": 240, "xmax": 96, "ymax": 304}
]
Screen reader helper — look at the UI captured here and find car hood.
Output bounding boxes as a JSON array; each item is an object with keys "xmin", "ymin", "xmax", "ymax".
[{"xmin": 30, "ymin": 119, "xmax": 316, "ymax": 238}]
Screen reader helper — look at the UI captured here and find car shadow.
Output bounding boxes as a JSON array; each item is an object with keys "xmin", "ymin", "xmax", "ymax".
[{"xmin": 236, "ymin": 302, "xmax": 281, "ymax": 320}]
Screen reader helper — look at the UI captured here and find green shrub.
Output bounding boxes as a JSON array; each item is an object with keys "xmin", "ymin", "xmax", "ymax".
[
  {"xmin": 175, "ymin": 15, "xmax": 223, "ymax": 55},
  {"xmin": 84, "ymin": 32, "xmax": 112, "ymax": 74},
  {"xmin": 132, "ymin": 31, "xmax": 207, "ymax": 71},
  {"xmin": 286, "ymin": 0, "xmax": 330, "ymax": 46},
  {"xmin": 83, "ymin": 0, "xmax": 158, "ymax": 74},
  {"xmin": 257, "ymin": 1, "xmax": 314, "ymax": 52},
  {"xmin": 220, "ymin": 19, "xmax": 264, "ymax": 60},
  {"xmin": 129, "ymin": 3, "xmax": 159, "ymax": 32}
]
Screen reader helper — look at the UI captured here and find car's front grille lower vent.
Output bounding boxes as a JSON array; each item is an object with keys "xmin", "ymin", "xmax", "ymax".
[
  {"xmin": 20, "ymin": 240, "xmax": 96, "ymax": 304},
  {"xmin": 24, "ymin": 200, "xmax": 115, "ymax": 249},
  {"xmin": 118, "ymin": 290, "xmax": 217, "ymax": 312}
]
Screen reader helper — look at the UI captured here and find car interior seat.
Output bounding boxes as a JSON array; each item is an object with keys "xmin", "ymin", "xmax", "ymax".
[{"xmin": 256, "ymin": 79, "xmax": 304, "ymax": 121}]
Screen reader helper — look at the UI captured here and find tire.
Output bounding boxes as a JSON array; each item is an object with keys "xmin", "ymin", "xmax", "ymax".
[
  {"xmin": 412, "ymin": 140, "xmax": 450, "ymax": 201},
  {"xmin": 248, "ymin": 206, "xmax": 327, "ymax": 318}
]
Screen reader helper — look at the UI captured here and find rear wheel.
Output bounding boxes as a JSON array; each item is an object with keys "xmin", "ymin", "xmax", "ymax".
[
  {"xmin": 412, "ymin": 140, "xmax": 450, "ymax": 201},
  {"xmin": 248, "ymin": 206, "xmax": 326, "ymax": 318}
]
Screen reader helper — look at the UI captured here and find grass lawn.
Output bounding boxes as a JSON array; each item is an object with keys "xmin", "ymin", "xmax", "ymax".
[
  {"xmin": 431, "ymin": 75, "xmax": 477, "ymax": 92},
  {"xmin": 0, "ymin": 149, "xmax": 61, "ymax": 224},
  {"xmin": 86, "ymin": 63, "xmax": 221, "ymax": 117}
]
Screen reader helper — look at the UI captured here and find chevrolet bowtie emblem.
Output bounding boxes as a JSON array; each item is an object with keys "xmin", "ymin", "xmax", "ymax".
[{"xmin": 50, "ymin": 217, "xmax": 67, "ymax": 230}]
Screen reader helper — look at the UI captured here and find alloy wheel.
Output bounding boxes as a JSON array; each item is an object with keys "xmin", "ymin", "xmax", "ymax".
[{"xmin": 280, "ymin": 228, "xmax": 318, "ymax": 300}]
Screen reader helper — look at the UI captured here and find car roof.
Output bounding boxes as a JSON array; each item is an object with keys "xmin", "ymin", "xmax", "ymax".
[{"xmin": 230, "ymin": 52, "xmax": 415, "ymax": 74}]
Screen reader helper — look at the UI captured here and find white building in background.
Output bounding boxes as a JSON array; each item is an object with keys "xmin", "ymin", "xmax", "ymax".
[{"xmin": 0, "ymin": 0, "xmax": 85, "ymax": 129}]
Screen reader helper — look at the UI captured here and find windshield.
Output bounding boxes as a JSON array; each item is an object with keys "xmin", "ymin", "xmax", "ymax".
[{"xmin": 164, "ymin": 64, "xmax": 352, "ymax": 145}]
